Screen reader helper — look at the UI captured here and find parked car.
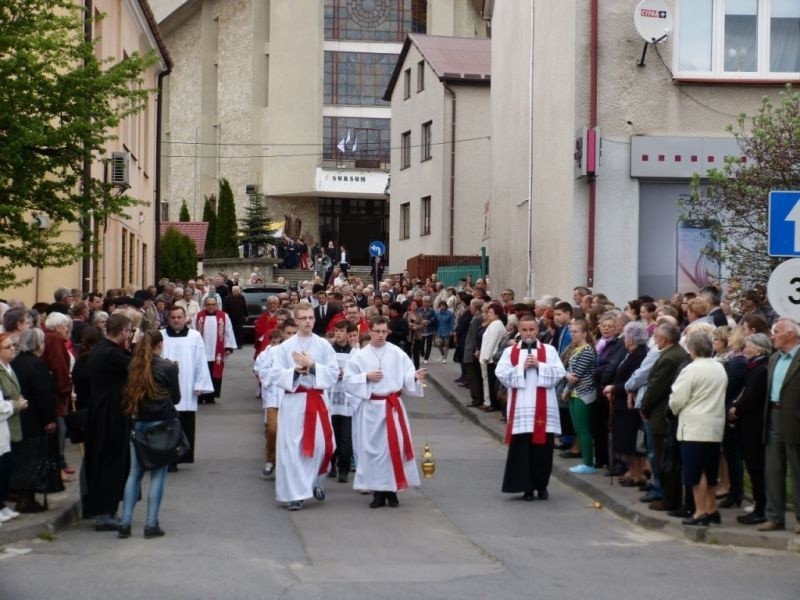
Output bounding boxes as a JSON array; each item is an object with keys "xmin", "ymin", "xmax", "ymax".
[{"xmin": 241, "ymin": 285, "xmax": 287, "ymax": 344}]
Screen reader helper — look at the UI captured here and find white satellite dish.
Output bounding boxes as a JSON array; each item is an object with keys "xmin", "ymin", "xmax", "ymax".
[{"xmin": 634, "ymin": 0, "xmax": 672, "ymax": 44}]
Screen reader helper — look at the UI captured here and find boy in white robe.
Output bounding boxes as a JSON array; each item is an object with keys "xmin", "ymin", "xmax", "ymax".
[
  {"xmin": 254, "ymin": 328, "xmax": 285, "ymax": 480},
  {"xmin": 345, "ymin": 316, "xmax": 427, "ymax": 508}
]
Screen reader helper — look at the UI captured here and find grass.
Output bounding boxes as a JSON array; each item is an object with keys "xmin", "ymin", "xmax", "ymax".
[{"xmin": 37, "ymin": 531, "xmax": 57, "ymax": 542}]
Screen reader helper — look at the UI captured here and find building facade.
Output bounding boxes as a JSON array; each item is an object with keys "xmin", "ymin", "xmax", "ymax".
[
  {"xmin": 489, "ymin": 0, "xmax": 799, "ymax": 304},
  {"xmin": 385, "ymin": 34, "xmax": 490, "ymax": 273},
  {"xmin": 157, "ymin": 0, "xmax": 488, "ymax": 267},
  {"xmin": 11, "ymin": 0, "xmax": 170, "ymax": 306}
]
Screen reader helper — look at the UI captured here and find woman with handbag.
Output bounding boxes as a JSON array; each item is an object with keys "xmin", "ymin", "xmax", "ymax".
[{"xmin": 118, "ymin": 331, "xmax": 180, "ymax": 539}]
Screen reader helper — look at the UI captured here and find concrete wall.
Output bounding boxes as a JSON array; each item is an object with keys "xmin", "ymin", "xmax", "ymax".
[{"xmin": 429, "ymin": 0, "xmax": 488, "ymax": 37}]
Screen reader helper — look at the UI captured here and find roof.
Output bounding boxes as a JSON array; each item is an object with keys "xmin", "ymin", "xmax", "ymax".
[
  {"xmin": 160, "ymin": 221, "xmax": 208, "ymax": 257},
  {"xmin": 384, "ymin": 34, "xmax": 491, "ymax": 101},
  {"xmin": 137, "ymin": 0, "xmax": 174, "ymax": 71}
]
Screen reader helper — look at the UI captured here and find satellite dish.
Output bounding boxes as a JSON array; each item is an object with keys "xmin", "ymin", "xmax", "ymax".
[{"xmin": 634, "ymin": 0, "xmax": 672, "ymax": 44}]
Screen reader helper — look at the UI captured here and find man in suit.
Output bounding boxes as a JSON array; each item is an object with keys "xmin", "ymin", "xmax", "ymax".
[
  {"xmin": 338, "ymin": 245, "xmax": 350, "ymax": 278},
  {"xmin": 639, "ymin": 322, "xmax": 689, "ymax": 511},
  {"xmin": 701, "ymin": 285, "xmax": 728, "ymax": 327},
  {"xmin": 313, "ymin": 290, "xmax": 338, "ymax": 336},
  {"xmin": 759, "ymin": 317, "xmax": 800, "ymax": 532}
]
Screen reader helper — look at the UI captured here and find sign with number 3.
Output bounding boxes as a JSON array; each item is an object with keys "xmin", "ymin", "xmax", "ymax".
[{"xmin": 767, "ymin": 258, "xmax": 800, "ymax": 321}]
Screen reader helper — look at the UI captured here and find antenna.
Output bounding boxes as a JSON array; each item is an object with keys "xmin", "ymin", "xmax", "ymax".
[{"xmin": 634, "ymin": 0, "xmax": 673, "ymax": 67}]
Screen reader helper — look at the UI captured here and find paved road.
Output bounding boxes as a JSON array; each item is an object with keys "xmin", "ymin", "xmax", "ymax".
[{"xmin": 1, "ymin": 350, "xmax": 797, "ymax": 599}]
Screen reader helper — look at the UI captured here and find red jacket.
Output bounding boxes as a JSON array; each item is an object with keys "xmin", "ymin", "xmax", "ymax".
[
  {"xmin": 253, "ymin": 311, "xmax": 278, "ymax": 357},
  {"xmin": 42, "ymin": 330, "xmax": 72, "ymax": 417}
]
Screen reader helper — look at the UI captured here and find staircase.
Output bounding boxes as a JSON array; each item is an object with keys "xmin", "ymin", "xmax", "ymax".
[{"xmin": 271, "ymin": 265, "xmax": 373, "ymax": 286}]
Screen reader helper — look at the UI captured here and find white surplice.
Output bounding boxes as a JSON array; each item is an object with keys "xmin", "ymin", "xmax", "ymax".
[
  {"xmin": 161, "ymin": 328, "xmax": 215, "ymax": 412},
  {"xmin": 495, "ymin": 341, "xmax": 565, "ymax": 435},
  {"xmin": 269, "ymin": 333, "xmax": 339, "ymax": 503},
  {"xmin": 330, "ymin": 349, "xmax": 358, "ymax": 417},
  {"xmin": 254, "ymin": 344, "xmax": 283, "ymax": 410},
  {"xmin": 192, "ymin": 310, "xmax": 237, "ymax": 362},
  {"xmin": 345, "ymin": 343, "xmax": 423, "ymax": 492}
]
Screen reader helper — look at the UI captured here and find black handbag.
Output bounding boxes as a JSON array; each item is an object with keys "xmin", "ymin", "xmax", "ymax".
[
  {"xmin": 32, "ymin": 434, "xmax": 65, "ymax": 495},
  {"xmin": 131, "ymin": 418, "xmax": 191, "ymax": 470},
  {"xmin": 63, "ymin": 408, "xmax": 87, "ymax": 444}
]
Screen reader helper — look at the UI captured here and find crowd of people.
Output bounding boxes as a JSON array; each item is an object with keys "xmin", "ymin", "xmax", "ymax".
[{"xmin": 0, "ymin": 270, "xmax": 797, "ymax": 536}]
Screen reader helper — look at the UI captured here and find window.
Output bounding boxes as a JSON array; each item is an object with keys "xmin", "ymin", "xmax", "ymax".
[
  {"xmin": 403, "ymin": 68, "xmax": 411, "ymax": 99},
  {"xmin": 420, "ymin": 196, "xmax": 431, "ymax": 235},
  {"xmin": 120, "ymin": 228, "xmax": 127, "ymax": 286},
  {"xmin": 142, "ymin": 242, "xmax": 148, "ymax": 285},
  {"xmin": 323, "ymin": 116, "xmax": 390, "ymax": 163},
  {"xmin": 400, "ymin": 130, "xmax": 411, "ymax": 169},
  {"xmin": 324, "ymin": 52, "xmax": 394, "ymax": 106},
  {"xmin": 325, "ymin": 0, "xmax": 427, "ymax": 42},
  {"xmin": 675, "ymin": 0, "xmax": 800, "ymax": 79},
  {"xmin": 421, "ymin": 121, "xmax": 432, "ymax": 161},
  {"xmin": 400, "ymin": 202, "xmax": 410, "ymax": 239},
  {"xmin": 417, "ymin": 60, "xmax": 425, "ymax": 92}
]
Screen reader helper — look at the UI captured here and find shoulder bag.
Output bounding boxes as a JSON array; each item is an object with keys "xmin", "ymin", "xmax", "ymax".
[{"xmin": 131, "ymin": 418, "xmax": 191, "ymax": 470}]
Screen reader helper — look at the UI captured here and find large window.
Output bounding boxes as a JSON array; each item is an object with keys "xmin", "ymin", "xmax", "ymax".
[
  {"xmin": 420, "ymin": 196, "xmax": 431, "ymax": 235},
  {"xmin": 324, "ymin": 52, "xmax": 394, "ymax": 106},
  {"xmin": 400, "ymin": 130, "xmax": 411, "ymax": 169},
  {"xmin": 325, "ymin": 0, "xmax": 427, "ymax": 42},
  {"xmin": 323, "ymin": 116, "xmax": 390, "ymax": 165},
  {"xmin": 400, "ymin": 202, "xmax": 410, "ymax": 239},
  {"xmin": 676, "ymin": 0, "xmax": 800, "ymax": 78}
]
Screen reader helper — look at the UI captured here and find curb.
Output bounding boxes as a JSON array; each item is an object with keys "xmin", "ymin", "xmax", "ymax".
[{"xmin": 426, "ymin": 367, "xmax": 800, "ymax": 553}]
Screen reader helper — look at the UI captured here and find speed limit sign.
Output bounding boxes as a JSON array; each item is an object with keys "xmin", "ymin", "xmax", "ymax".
[{"xmin": 767, "ymin": 258, "xmax": 800, "ymax": 321}]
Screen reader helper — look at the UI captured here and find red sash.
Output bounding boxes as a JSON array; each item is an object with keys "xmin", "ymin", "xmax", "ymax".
[
  {"xmin": 296, "ymin": 386, "xmax": 334, "ymax": 475},
  {"xmin": 505, "ymin": 343, "xmax": 548, "ymax": 446},
  {"xmin": 196, "ymin": 311, "xmax": 226, "ymax": 379},
  {"xmin": 370, "ymin": 392, "xmax": 415, "ymax": 490}
]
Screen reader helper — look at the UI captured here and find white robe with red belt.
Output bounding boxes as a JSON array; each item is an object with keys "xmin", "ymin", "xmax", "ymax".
[
  {"xmin": 345, "ymin": 343, "xmax": 422, "ymax": 492},
  {"xmin": 268, "ymin": 333, "xmax": 339, "ymax": 503}
]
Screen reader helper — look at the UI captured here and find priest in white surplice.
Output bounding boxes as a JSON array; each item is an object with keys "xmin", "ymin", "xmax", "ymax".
[
  {"xmin": 192, "ymin": 297, "xmax": 237, "ymax": 404},
  {"xmin": 268, "ymin": 304, "xmax": 339, "ymax": 510},
  {"xmin": 345, "ymin": 316, "xmax": 427, "ymax": 508},
  {"xmin": 495, "ymin": 314, "xmax": 565, "ymax": 501},
  {"xmin": 162, "ymin": 305, "xmax": 214, "ymax": 465}
]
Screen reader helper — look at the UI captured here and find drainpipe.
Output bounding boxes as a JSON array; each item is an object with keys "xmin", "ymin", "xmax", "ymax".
[
  {"xmin": 527, "ymin": 0, "xmax": 534, "ymax": 296},
  {"xmin": 587, "ymin": 0, "xmax": 598, "ymax": 288},
  {"xmin": 81, "ymin": 0, "xmax": 93, "ymax": 294},
  {"xmin": 443, "ymin": 84, "xmax": 456, "ymax": 256},
  {"xmin": 155, "ymin": 66, "xmax": 170, "ymax": 282}
]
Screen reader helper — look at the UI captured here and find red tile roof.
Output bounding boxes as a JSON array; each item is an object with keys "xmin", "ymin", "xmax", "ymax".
[{"xmin": 160, "ymin": 221, "xmax": 208, "ymax": 257}]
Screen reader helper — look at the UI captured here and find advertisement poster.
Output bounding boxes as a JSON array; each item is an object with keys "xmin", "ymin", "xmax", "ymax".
[{"xmin": 676, "ymin": 220, "xmax": 721, "ymax": 293}]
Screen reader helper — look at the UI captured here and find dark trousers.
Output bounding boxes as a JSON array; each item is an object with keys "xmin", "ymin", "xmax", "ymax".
[
  {"xmin": 502, "ymin": 433, "xmax": 554, "ymax": 493},
  {"xmin": 743, "ymin": 446, "xmax": 767, "ymax": 516},
  {"xmin": 486, "ymin": 362, "xmax": 500, "ymax": 409},
  {"xmin": 410, "ymin": 339, "xmax": 421, "ymax": 369},
  {"xmin": 231, "ymin": 320, "xmax": 244, "ymax": 348},
  {"xmin": 330, "ymin": 415, "xmax": 352, "ymax": 474},
  {"xmin": 722, "ymin": 424, "xmax": 744, "ymax": 500},
  {"xmin": 466, "ymin": 361, "xmax": 484, "ymax": 405},
  {"xmin": 176, "ymin": 411, "xmax": 195, "ymax": 464},
  {"xmin": 421, "ymin": 335, "xmax": 434, "ymax": 361},
  {"xmin": 199, "ymin": 362, "xmax": 222, "ymax": 403},
  {"xmin": 0, "ymin": 451, "xmax": 13, "ymax": 509},
  {"xmin": 653, "ymin": 433, "xmax": 682, "ymax": 509},
  {"xmin": 323, "ymin": 267, "xmax": 334, "ymax": 287},
  {"xmin": 339, "ymin": 262, "xmax": 349, "ymax": 277}
]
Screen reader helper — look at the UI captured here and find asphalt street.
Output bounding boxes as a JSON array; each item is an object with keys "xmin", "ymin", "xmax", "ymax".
[{"xmin": 0, "ymin": 350, "xmax": 797, "ymax": 600}]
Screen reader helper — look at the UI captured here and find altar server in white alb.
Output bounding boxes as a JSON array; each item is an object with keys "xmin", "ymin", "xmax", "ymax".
[
  {"xmin": 192, "ymin": 296, "xmax": 237, "ymax": 405},
  {"xmin": 161, "ymin": 305, "xmax": 214, "ymax": 465},
  {"xmin": 495, "ymin": 314, "xmax": 565, "ymax": 501},
  {"xmin": 268, "ymin": 304, "xmax": 339, "ymax": 511},
  {"xmin": 345, "ymin": 316, "xmax": 427, "ymax": 508}
]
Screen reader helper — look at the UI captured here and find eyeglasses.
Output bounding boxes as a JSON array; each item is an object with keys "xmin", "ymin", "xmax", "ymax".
[{"xmin": 0, "ymin": 345, "xmax": 15, "ymax": 350}]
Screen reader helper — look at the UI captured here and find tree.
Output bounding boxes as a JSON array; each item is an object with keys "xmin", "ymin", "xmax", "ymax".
[
  {"xmin": 215, "ymin": 178, "xmax": 239, "ymax": 258},
  {"xmin": 201, "ymin": 195, "xmax": 218, "ymax": 257},
  {"xmin": 179, "ymin": 200, "xmax": 191, "ymax": 222},
  {"xmin": 0, "ymin": 0, "xmax": 157, "ymax": 289},
  {"xmin": 239, "ymin": 193, "xmax": 278, "ymax": 257},
  {"xmin": 159, "ymin": 226, "xmax": 197, "ymax": 282},
  {"xmin": 682, "ymin": 86, "xmax": 800, "ymax": 291}
]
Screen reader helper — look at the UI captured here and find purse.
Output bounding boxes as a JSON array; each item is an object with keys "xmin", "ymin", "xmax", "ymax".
[
  {"xmin": 131, "ymin": 418, "xmax": 191, "ymax": 470},
  {"xmin": 32, "ymin": 434, "xmax": 64, "ymax": 495},
  {"xmin": 64, "ymin": 408, "xmax": 88, "ymax": 444}
]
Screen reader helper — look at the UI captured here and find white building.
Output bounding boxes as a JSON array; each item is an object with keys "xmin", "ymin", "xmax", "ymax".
[
  {"xmin": 384, "ymin": 34, "xmax": 490, "ymax": 273},
  {"xmin": 488, "ymin": 0, "xmax": 799, "ymax": 304}
]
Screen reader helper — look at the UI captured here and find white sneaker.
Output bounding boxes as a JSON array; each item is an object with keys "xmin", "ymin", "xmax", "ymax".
[
  {"xmin": 0, "ymin": 512, "xmax": 10, "ymax": 523},
  {"xmin": 261, "ymin": 462, "xmax": 275, "ymax": 480},
  {"xmin": 423, "ymin": 359, "xmax": 428, "ymax": 364},
  {"xmin": 2, "ymin": 506, "xmax": 20, "ymax": 519},
  {"xmin": 441, "ymin": 357, "xmax": 447, "ymax": 363}
]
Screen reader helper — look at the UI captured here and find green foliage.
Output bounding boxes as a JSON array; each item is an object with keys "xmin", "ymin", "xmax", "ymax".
[
  {"xmin": 0, "ymin": 0, "xmax": 158, "ymax": 289},
  {"xmin": 215, "ymin": 178, "xmax": 239, "ymax": 258},
  {"xmin": 178, "ymin": 200, "xmax": 190, "ymax": 222},
  {"xmin": 683, "ymin": 86, "xmax": 800, "ymax": 290},
  {"xmin": 201, "ymin": 196, "xmax": 217, "ymax": 256},
  {"xmin": 239, "ymin": 193, "xmax": 278, "ymax": 256},
  {"xmin": 159, "ymin": 226, "xmax": 197, "ymax": 281}
]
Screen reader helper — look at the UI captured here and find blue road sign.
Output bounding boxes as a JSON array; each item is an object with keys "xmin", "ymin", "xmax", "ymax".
[
  {"xmin": 768, "ymin": 191, "xmax": 800, "ymax": 257},
  {"xmin": 368, "ymin": 241, "xmax": 385, "ymax": 257}
]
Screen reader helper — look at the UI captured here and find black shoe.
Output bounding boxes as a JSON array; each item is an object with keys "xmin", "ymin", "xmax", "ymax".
[
  {"xmin": 144, "ymin": 524, "xmax": 165, "ymax": 539},
  {"xmin": 708, "ymin": 510, "xmax": 721, "ymax": 524},
  {"xmin": 668, "ymin": 507, "xmax": 691, "ymax": 518},
  {"xmin": 327, "ymin": 468, "xmax": 337, "ymax": 479},
  {"xmin": 554, "ymin": 442, "xmax": 571, "ymax": 451},
  {"xmin": 16, "ymin": 500, "xmax": 46, "ymax": 514},
  {"xmin": 521, "ymin": 491, "xmax": 534, "ymax": 501},
  {"xmin": 537, "ymin": 488, "xmax": 549, "ymax": 500},
  {"xmin": 559, "ymin": 451, "xmax": 582, "ymax": 459},
  {"xmin": 338, "ymin": 472, "xmax": 348, "ymax": 483},
  {"xmin": 387, "ymin": 492, "xmax": 399, "ymax": 507},
  {"xmin": 640, "ymin": 493, "xmax": 662, "ymax": 503},
  {"xmin": 466, "ymin": 401, "xmax": 483, "ymax": 408},
  {"xmin": 718, "ymin": 495, "xmax": 742, "ymax": 509},
  {"xmin": 205, "ymin": 399, "xmax": 216, "ymax": 405},
  {"xmin": 638, "ymin": 483, "xmax": 653, "ymax": 492},
  {"xmin": 682, "ymin": 513, "xmax": 710, "ymax": 526},
  {"xmin": 94, "ymin": 522, "xmax": 120, "ymax": 532},
  {"xmin": 117, "ymin": 525, "xmax": 131, "ymax": 539},
  {"xmin": 370, "ymin": 492, "xmax": 387, "ymax": 508},
  {"xmin": 737, "ymin": 513, "xmax": 767, "ymax": 525}
]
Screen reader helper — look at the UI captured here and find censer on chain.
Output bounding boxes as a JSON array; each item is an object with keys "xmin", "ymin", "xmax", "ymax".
[{"xmin": 420, "ymin": 378, "xmax": 436, "ymax": 478}]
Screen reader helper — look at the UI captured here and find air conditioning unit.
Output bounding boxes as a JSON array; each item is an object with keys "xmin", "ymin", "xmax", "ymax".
[{"xmin": 110, "ymin": 151, "xmax": 130, "ymax": 187}]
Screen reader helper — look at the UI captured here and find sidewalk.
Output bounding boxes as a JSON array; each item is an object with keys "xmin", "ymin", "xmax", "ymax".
[
  {"xmin": 423, "ymin": 358, "xmax": 800, "ymax": 554},
  {"xmin": 0, "ymin": 443, "xmax": 82, "ymax": 547}
]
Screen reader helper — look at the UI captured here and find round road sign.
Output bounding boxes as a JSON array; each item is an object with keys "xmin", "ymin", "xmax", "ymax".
[{"xmin": 767, "ymin": 258, "xmax": 800, "ymax": 321}]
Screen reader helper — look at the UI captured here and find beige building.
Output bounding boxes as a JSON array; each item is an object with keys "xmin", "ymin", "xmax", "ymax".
[
  {"xmin": 156, "ymin": 0, "xmax": 488, "ymax": 267},
  {"xmin": 488, "ymin": 0, "xmax": 800, "ymax": 304},
  {"xmin": 384, "ymin": 34, "xmax": 490, "ymax": 272},
  {"xmin": 10, "ymin": 0, "xmax": 171, "ymax": 306}
]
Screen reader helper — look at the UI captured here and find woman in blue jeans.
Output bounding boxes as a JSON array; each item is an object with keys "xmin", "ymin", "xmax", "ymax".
[{"xmin": 119, "ymin": 331, "xmax": 180, "ymax": 539}]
